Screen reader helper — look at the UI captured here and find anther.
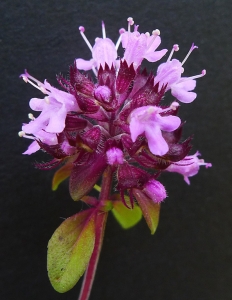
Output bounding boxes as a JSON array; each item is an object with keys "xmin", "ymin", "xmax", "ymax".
[
  {"xmin": 18, "ymin": 131, "xmax": 25, "ymax": 137},
  {"xmin": 181, "ymin": 43, "xmax": 198, "ymax": 65},
  {"xmin": 28, "ymin": 113, "xmax": 35, "ymax": 120},
  {"xmin": 170, "ymin": 101, "xmax": 180, "ymax": 110},
  {"xmin": 186, "ymin": 69, "xmax": 206, "ymax": 80},
  {"xmin": 79, "ymin": 25, "xmax": 93, "ymax": 52},
  {"xmin": 21, "ymin": 75, "xmax": 28, "ymax": 83},
  {"xmin": 127, "ymin": 17, "xmax": 134, "ymax": 32},
  {"xmin": 167, "ymin": 44, "xmax": 179, "ymax": 62},
  {"xmin": 18, "ymin": 131, "xmax": 35, "ymax": 140}
]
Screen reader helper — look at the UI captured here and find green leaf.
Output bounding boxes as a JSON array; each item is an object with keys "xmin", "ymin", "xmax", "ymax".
[
  {"xmin": 133, "ymin": 188, "xmax": 161, "ymax": 234},
  {"xmin": 111, "ymin": 195, "xmax": 142, "ymax": 229},
  {"xmin": 47, "ymin": 209, "xmax": 96, "ymax": 293}
]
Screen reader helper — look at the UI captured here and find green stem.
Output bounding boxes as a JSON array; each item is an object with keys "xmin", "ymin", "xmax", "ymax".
[{"xmin": 78, "ymin": 167, "xmax": 112, "ymax": 300}]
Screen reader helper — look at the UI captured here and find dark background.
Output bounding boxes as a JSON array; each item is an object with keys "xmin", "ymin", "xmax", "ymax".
[{"xmin": 1, "ymin": 0, "xmax": 232, "ymax": 299}]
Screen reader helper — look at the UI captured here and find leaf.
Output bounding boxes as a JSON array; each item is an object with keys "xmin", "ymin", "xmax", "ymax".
[
  {"xmin": 52, "ymin": 163, "xmax": 73, "ymax": 191},
  {"xmin": 47, "ymin": 209, "xmax": 96, "ymax": 293},
  {"xmin": 133, "ymin": 188, "xmax": 161, "ymax": 234},
  {"xmin": 111, "ymin": 195, "xmax": 142, "ymax": 229}
]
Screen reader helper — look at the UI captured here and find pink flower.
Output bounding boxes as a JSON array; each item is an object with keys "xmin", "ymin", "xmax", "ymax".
[
  {"xmin": 76, "ymin": 24, "xmax": 118, "ymax": 72},
  {"xmin": 166, "ymin": 151, "xmax": 212, "ymax": 184},
  {"xmin": 143, "ymin": 179, "xmax": 167, "ymax": 203},
  {"xmin": 20, "ymin": 71, "xmax": 79, "ymax": 154},
  {"xmin": 121, "ymin": 20, "xmax": 167, "ymax": 68},
  {"xmin": 154, "ymin": 44, "xmax": 206, "ymax": 103},
  {"xmin": 19, "ymin": 130, "xmax": 58, "ymax": 155},
  {"xmin": 129, "ymin": 105, "xmax": 181, "ymax": 156}
]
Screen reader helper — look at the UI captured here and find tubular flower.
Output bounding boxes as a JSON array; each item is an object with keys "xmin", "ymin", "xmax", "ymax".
[
  {"xmin": 19, "ymin": 17, "xmax": 212, "ymax": 297},
  {"xmin": 166, "ymin": 151, "xmax": 212, "ymax": 184},
  {"xmin": 154, "ymin": 44, "xmax": 206, "ymax": 103}
]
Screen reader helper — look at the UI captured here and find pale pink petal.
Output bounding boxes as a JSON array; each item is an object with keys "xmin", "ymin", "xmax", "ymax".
[
  {"xmin": 75, "ymin": 58, "xmax": 95, "ymax": 71},
  {"xmin": 122, "ymin": 32, "xmax": 147, "ymax": 67},
  {"xmin": 156, "ymin": 115, "xmax": 181, "ymax": 132},
  {"xmin": 29, "ymin": 98, "xmax": 45, "ymax": 111},
  {"xmin": 129, "ymin": 116, "xmax": 145, "ymax": 142},
  {"xmin": 23, "ymin": 141, "xmax": 40, "ymax": 155},
  {"xmin": 175, "ymin": 79, "xmax": 196, "ymax": 91},
  {"xmin": 154, "ymin": 59, "xmax": 182, "ymax": 88},
  {"xmin": 146, "ymin": 35, "xmax": 161, "ymax": 52},
  {"xmin": 45, "ymin": 105, "xmax": 67, "ymax": 133},
  {"xmin": 22, "ymin": 111, "xmax": 50, "ymax": 134},
  {"xmin": 92, "ymin": 38, "xmax": 117, "ymax": 68},
  {"xmin": 144, "ymin": 49, "xmax": 168, "ymax": 62},
  {"xmin": 145, "ymin": 125, "xmax": 169, "ymax": 156},
  {"xmin": 171, "ymin": 87, "xmax": 197, "ymax": 103}
]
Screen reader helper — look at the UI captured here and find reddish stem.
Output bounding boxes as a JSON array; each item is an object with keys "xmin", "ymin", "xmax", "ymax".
[{"xmin": 78, "ymin": 167, "xmax": 112, "ymax": 300}]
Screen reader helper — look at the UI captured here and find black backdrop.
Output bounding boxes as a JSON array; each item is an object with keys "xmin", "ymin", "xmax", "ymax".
[{"xmin": 1, "ymin": 0, "xmax": 232, "ymax": 299}]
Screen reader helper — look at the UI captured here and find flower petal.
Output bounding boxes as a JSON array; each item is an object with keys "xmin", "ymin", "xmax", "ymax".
[
  {"xmin": 23, "ymin": 140, "xmax": 40, "ymax": 155},
  {"xmin": 92, "ymin": 38, "xmax": 117, "ymax": 69},
  {"xmin": 156, "ymin": 114, "xmax": 181, "ymax": 132},
  {"xmin": 144, "ymin": 49, "xmax": 168, "ymax": 63},
  {"xmin": 145, "ymin": 124, "xmax": 169, "ymax": 156},
  {"xmin": 171, "ymin": 87, "xmax": 197, "ymax": 103},
  {"xmin": 29, "ymin": 98, "xmax": 45, "ymax": 111},
  {"xmin": 75, "ymin": 58, "xmax": 95, "ymax": 71},
  {"xmin": 45, "ymin": 104, "xmax": 67, "ymax": 133}
]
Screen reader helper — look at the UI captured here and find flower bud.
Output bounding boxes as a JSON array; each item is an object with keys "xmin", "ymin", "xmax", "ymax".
[{"xmin": 143, "ymin": 179, "xmax": 167, "ymax": 203}]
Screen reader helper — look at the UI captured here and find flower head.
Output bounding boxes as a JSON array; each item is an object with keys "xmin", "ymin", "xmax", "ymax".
[{"xmin": 19, "ymin": 17, "xmax": 210, "ymax": 204}]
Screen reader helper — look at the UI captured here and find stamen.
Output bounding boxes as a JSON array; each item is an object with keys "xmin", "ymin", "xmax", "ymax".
[
  {"xmin": 20, "ymin": 71, "xmax": 48, "ymax": 94},
  {"xmin": 170, "ymin": 101, "xmax": 180, "ymax": 110},
  {"xmin": 181, "ymin": 43, "xmax": 198, "ymax": 65},
  {"xmin": 184, "ymin": 69, "xmax": 206, "ymax": 81},
  {"xmin": 115, "ymin": 28, "xmax": 125, "ymax": 50},
  {"xmin": 18, "ymin": 131, "xmax": 35, "ymax": 140},
  {"xmin": 79, "ymin": 26, "xmax": 93, "ymax": 52},
  {"xmin": 127, "ymin": 17, "xmax": 134, "ymax": 32},
  {"xmin": 161, "ymin": 101, "xmax": 180, "ymax": 113},
  {"xmin": 102, "ymin": 21, "xmax": 106, "ymax": 39},
  {"xmin": 167, "ymin": 44, "xmax": 179, "ymax": 62},
  {"xmin": 21, "ymin": 70, "xmax": 44, "ymax": 86},
  {"xmin": 147, "ymin": 29, "xmax": 160, "ymax": 49},
  {"xmin": 28, "ymin": 113, "xmax": 35, "ymax": 120}
]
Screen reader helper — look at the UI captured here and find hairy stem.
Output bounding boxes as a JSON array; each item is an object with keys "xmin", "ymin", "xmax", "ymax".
[{"xmin": 78, "ymin": 167, "xmax": 112, "ymax": 300}]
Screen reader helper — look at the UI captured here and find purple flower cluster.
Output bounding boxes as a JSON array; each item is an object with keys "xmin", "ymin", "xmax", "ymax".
[{"xmin": 19, "ymin": 17, "xmax": 211, "ymax": 207}]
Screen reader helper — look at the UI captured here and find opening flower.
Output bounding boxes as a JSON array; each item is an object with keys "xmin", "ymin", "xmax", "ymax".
[
  {"xmin": 166, "ymin": 151, "xmax": 212, "ymax": 184},
  {"xmin": 129, "ymin": 104, "xmax": 181, "ymax": 156}
]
